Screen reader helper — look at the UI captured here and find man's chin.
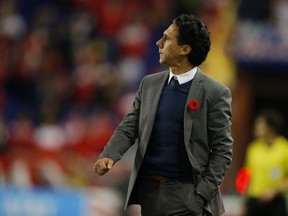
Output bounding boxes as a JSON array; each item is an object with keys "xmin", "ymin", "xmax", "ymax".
[{"xmin": 159, "ymin": 59, "xmax": 166, "ymax": 65}]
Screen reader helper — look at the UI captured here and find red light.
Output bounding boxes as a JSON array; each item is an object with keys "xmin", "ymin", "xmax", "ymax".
[{"xmin": 235, "ymin": 167, "xmax": 252, "ymax": 194}]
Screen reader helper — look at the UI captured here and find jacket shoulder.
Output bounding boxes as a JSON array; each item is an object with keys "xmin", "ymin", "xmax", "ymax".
[
  {"xmin": 143, "ymin": 70, "xmax": 168, "ymax": 81},
  {"xmin": 198, "ymin": 69, "xmax": 231, "ymax": 93}
]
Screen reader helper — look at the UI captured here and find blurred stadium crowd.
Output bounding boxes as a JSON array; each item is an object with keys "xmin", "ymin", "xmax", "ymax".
[
  {"xmin": 0, "ymin": 0, "xmax": 177, "ymax": 189},
  {"xmin": 0, "ymin": 0, "xmax": 288, "ymax": 215}
]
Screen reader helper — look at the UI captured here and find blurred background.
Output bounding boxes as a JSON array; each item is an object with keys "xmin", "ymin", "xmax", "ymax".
[{"xmin": 0, "ymin": 0, "xmax": 288, "ymax": 215}]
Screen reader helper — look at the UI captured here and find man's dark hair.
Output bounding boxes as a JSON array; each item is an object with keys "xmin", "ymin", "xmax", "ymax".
[
  {"xmin": 173, "ymin": 14, "xmax": 211, "ymax": 66},
  {"xmin": 258, "ymin": 109, "xmax": 286, "ymax": 135}
]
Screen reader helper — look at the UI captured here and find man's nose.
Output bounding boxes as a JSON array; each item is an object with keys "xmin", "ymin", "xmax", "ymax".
[{"xmin": 156, "ymin": 39, "xmax": 161, "ymax": 48}]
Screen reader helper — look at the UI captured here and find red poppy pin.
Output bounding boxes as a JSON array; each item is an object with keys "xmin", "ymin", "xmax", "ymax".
[{"xmin": 188, "ymin": 100, "xmax": 199, "ymax": 111}]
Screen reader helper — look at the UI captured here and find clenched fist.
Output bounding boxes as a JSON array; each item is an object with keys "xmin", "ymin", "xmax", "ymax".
[{"xmin": 94, "ymin": 157, "xmax": 114, "ymax": 176}]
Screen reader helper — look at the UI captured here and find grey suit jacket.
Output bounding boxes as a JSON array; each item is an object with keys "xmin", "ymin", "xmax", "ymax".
[{"xmin": 99, "ymin": 68, "xmax": 233, "ymax": 215}]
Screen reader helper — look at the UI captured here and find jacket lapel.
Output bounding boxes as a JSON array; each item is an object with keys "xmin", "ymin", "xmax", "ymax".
[
  {"xmin": 184, "ymin": 69, "xmax": 204, "ymax": 146},
  {"xmin": 144, "ymin": 71, "xmax": 169, "ymax": 146}
]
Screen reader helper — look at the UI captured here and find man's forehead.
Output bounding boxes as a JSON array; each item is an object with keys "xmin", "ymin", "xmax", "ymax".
[{"xmin": 164, "ymin": 23, "xmax": 178, "ymax": 35}]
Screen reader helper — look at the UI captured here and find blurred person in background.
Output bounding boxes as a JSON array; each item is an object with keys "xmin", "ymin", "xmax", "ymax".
[
  {"xmin": 94, "ymin": 13, "xmax": 233, "ymax": 216},
  {"xmin": 243, "ymin": 109, "xmax": 288, "ymax": 216}
]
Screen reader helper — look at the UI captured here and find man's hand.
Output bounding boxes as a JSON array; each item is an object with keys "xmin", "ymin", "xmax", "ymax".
[
  {"xmin": 258, "ymin": 188, "xmax": 278, "ymax": 203},
  {"xmin": 94, "ymin": 158, "xmax": 114, "ymax": 176}
]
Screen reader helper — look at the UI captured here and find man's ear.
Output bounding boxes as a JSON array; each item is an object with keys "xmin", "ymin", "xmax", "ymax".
[{"xmin": 180, "ymin": 45, "xmax": 191, "ymax": 56}]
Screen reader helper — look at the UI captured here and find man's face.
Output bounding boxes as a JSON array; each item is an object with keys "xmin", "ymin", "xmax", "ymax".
[
  {"xmin": 253, "ymin": 117, "xmax": 269, "ymax": 138},
  {"xmin": 156, "ymin": 23, "xmax": 184, "ymax": 67}
]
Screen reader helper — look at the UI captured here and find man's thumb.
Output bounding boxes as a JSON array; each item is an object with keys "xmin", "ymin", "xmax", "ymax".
[{"xmin": 107, "ymin": 159, "xmax": 113, "ymax": 169}]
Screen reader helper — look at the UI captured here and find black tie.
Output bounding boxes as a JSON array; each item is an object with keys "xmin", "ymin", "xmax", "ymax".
[{"xmin": 169, "ymin": 76, "xmax": 179, "ymax": 86}]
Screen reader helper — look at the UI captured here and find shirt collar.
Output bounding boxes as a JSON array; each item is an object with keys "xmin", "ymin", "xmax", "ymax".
[{"xmin": 168, "ymin": 67, "xmax": 198, "ymax": 85}]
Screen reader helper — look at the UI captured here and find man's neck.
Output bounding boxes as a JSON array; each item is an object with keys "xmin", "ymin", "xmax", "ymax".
[
  {"xmin": 169, "ymin": 62, "xmax": 194, "ymax": 75},
  {"xmin": 264, "ymin": 133, "xmax": 278, "ymax": 146}
]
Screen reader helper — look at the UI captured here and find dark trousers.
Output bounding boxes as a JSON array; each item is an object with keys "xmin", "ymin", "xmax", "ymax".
[
  {"xmin": 129, "ymin": 177, "xmax": 207, "ymax": 216},
  {"xmin": 246, "ymin": 196, "xmax": 287, "ymax": 216}
]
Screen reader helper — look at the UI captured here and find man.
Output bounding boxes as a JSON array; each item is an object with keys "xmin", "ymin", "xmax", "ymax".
[
  {"xmin": 94, "ymin": 14, "xmax": 233, "ymax": 216},
  {"xmin": 244, "ymin": 109, "xmax": 288, "ymax": 216}
]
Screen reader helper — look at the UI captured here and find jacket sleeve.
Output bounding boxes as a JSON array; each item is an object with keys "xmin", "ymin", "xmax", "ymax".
[{"xmin": 196, "ymin": 87, "xmax": 233, "ymax": 202}]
